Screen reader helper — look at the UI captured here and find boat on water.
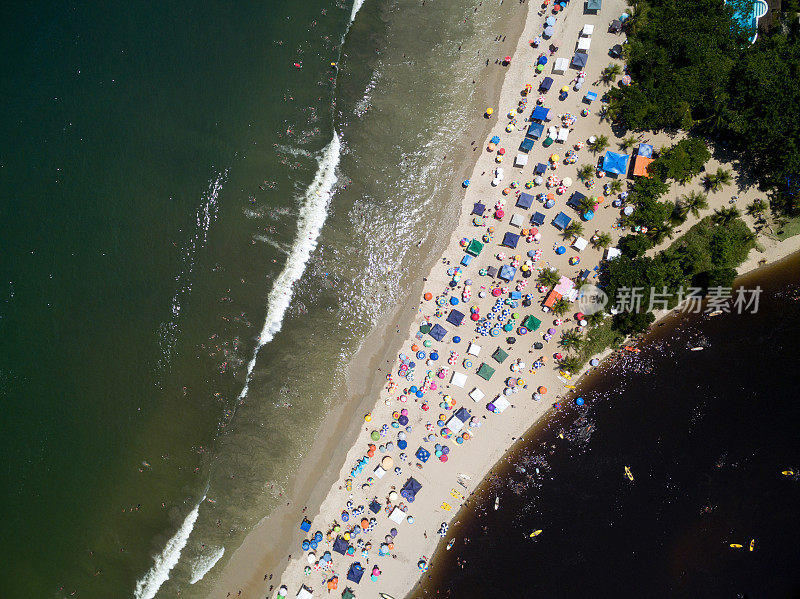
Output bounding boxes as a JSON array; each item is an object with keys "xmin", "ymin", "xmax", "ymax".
[
  {"xmin": 624, "ymin": 466, "xmax": 634, "ymax": 481},
  {"xmin": 494, "ymin": 496, "xmax": 500, "ymax": 510},
  {"xmin": 730, "ymin": 543, "xmax": 743, "ymax": 549},
  {"xmin": 709, "ymin": 310, "xmax": 723, "ymax": 317},
  {"xmin": 446, "ymin": 539, "xmax": 455, "ymax": 550},
  {"xmin": 750, "ymin": 539, "xmax": 755, "ymax": 551},
  {"xmin": 781, "ymin": 470, "xmax": 794, "ymax": 476},
  {"xmin": 380, "ymin": 594, "xmax": 397, "ymax": 599},
  {"xmin": 529, "ymin": 530, "xmax": 542, "ymax": 538},
  {"xmin": 690, "ymin": 346, "xmax": 704, "ymax": 351}
]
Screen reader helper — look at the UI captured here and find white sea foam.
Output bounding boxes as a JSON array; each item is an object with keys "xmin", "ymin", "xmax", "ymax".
[
  {"xmin": 238, "ymin": 132, "xmax": 340, "ymax": 400},
  {"xmin": 133, "ymin": 498, "xmax": 204, "ymax": 599},
  {"xmin": 189, "ymin": 546, "xmax": 225, "ymax": 585},
  {"xmin": 349, "ymin": 0, "xmax": 366, "ymax": 25}
]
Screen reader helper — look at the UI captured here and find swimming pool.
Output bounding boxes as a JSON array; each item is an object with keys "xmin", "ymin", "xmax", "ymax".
[{"xmin": 729, "ymin": 0, "xmax": 768, "ymax": 42}]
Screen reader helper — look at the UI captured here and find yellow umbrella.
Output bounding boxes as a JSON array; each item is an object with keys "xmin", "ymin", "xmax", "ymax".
[
  {"xmin": 550, "ymin": 154, "xmax": 560, "ymax": 162},
  {"xmin": 561, "ymin": 85, "xmax": 569, "ymax": 92},
  {"xmin": 485, "ymin": 107, "xmax": 494, "ymax": 116}
]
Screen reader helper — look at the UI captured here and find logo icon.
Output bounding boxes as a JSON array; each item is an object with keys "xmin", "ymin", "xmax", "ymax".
[{"xmin": 576, "ymin": 284, "xmax": 608, "ymax": 315}]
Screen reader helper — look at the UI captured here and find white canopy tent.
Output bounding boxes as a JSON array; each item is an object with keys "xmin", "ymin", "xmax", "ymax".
[
  {"xmin": 469, "ymin": 387, "xmax": 485, "ymax": 402},
  {"xmin": 577, "ymin": 37, "xmax": 591, "ymax": 52},
  {"xmin": 450, "ymin": 371, "xmax": 467, "ymax": 387},
  {"xmin": 557, "ymin": 127, "xmax": 570, "ymax": 142},
  {"xmin": 572, "ymin": 236, "xmax": 588, "ymax": 251},
  {"xmin": 582, "ymin": 23, "xmax": 595, "ymax": 36},
  {"xmin": 553, "ymin": 57, "xmax": 569, "ymax": 74}
]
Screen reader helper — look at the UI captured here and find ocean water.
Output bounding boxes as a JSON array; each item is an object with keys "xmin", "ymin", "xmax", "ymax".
[
  {"xmin": 417, "ymin": 254, "xmax": 800, "ymax": 598},
  {"xmin": 0, "ymin": 0, "xmax": 524, "ymax": 597}
]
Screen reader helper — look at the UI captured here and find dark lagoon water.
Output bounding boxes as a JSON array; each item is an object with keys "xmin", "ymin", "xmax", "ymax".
[
  {"xmin": 0, "ymin": 0, "xmax": 526, "ymax": 597},
  {"xmin": 417, "ymin": 253, "xmax": 800, "ymax": 599}
]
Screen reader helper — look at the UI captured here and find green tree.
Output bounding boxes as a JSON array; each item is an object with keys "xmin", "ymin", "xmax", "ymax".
[
  {"xmin": 552, "ymin": 298, "xmax": 571, "ymax": 317},
  {"xmin": 650, "ymin": 138, "xmax": 711, "ymax": 183},
  {"xmin": 618, "ymin": 234, "xmax": 653, "ymax": 258},
  {"xmin": 563, "ymin": 221, "xmax": 584, "ymax": 238},
  {"xmin": 577, "ymin": 195, "xmax": 597, "ymax": 214},
  {"xmin": 593, "ymin": 232, "xmax": 613, "ymax": 249},
  {"xmin": 588, "ymin": 135, "xmax": 610, "ymax": 154},
  {"xmin": 601, "ymin": 63, "xmax": 622, "ymax": 85},
  {"xmin": 560, "ymin": 330, "xmax": 583, "ymax": 351},
  {"xmin": 711, "ymin": 206, "xmax": 741, "ymax": 225},
  {"xmin": 704, "ymin": 168, "xmax": 733, "ymax": 192},
  {"xmin": 558, "ymin": 355, "xmax": 582, "ymax": 374},
  {"xmin": 746, "ymin": 199, "xmax": 768, "ymax": 218},
  {"xmin": 608, "ymin": 179, "xmax": 624, "ymax": 194},
  {"xmin": 585, "ymin": 311, "xmax": 606, "ymax": 327},
  {"xmin": 577, "ymin": 164, "xmax": 595, "ymax": 181},
  {"xmin": 678, "ymin": 191, "xmax": 709, "ymax": 218},
  {"xmin": 612, "ymin": 310, "xmax": 655, "ymax": 335},
  {"xmin": 619, "ymin": 136, "xmax": 639, "ymax": 151},
  {"xmin": 537, "ymin": 267, "xmax": 560, "ymax": 287}
]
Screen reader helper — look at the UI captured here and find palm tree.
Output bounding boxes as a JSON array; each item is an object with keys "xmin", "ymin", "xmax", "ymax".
[
  {"xmin": 552, "ymin": 298, "xmax": 571, "ymax": 317},
  {"xmin": 601, "ymin": 64, "xmax": 622, "ymax": 85},
  {"xmin": 619, "ymin": 135, "xmax": 638, "ymax": 151},
  {"xmin": 608, "ymin": 179, "xmax": 624, "ymax": 194},
  {"xmin": 588, "ymin": 135, "xmax": 610, "ymax": 154},
  {"xmin": 697, "ymin": 93, "xmax": 730, "ymax": 137},
  {"xmin": 712, "ymin": 206, "xmax": 741, "ymax": 225},
  {"xmin": 560, "ymin": 330, "xmax": 583, "ymax": 351},
  {"xmin": 679, "ymin": 191, "xmax": 709, "ymax": 218},
  {"xmin": 537, "ymin": 267, "xmax": 560, "ymax": 288},
  {"xmin": 585, "ymin": 311, "xmax": 606, "ymax": 328},
  {"xmin": 577, "ymin": 164, "xmax": 595, "ymax": 181},
  {"xmin": 746, "ymin": 199, "xmax": 768, "ymax": 218},
  {"xmin": 704, "ymin": 167, "xmax": 733, "ymax": 192},
  {"xmin": 646, "ymin": 223, "xmax": 675, "ymax": 244},
  {"xmin": 577, "ymin": 195, "xmax": 597, "ymax": 215},
  {"xmin": 592, "ymin": 232, "xmax": 612, "ymax": 249},
  {"xmin": 563, "ymin": 221, "xmax": 584, "ymax": 238},
  {"xmin": 558, "ymin": 355, "xmax": 582, "ymax": 374}
]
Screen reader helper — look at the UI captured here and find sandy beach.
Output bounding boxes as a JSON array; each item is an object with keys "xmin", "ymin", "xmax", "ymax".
[{"xmin": 207, "ymin": 0, "xmax": 800, "ymax": 597}]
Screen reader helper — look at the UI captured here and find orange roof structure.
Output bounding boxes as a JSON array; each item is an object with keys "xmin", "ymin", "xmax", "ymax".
[
  {"xmin": 543, "ymin": 290, "xmax": 563, "ymax": 309},
  {"xmin": 633, "ymin": 155, "xmax": 654, "ymax": 177}
]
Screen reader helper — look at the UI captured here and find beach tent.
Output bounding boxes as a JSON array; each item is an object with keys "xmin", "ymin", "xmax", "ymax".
[
  {"xmin": 373, "ymin": 465, "xmax": 386, "ymax": 479},
  {"xmin": 492, "ymin": 347, "xmax": 509, "ymax": 363},
  {"xmin": 369, "ymin": 499, "xmax": 382, "ymax": 514},
  {"xmin": 514, "ymin": 154, "xmax": 528, "ymax": 167},
  {"xmin": 531, "ymin": 106, "xmax": 550, "ymax": 121},
  {"xmin": 472, "ymin": 202, "xmax": 486, "ymax": 215},
  {"xmin": 388, "ymin": 506, "xmax": 406, "ymax": 524},
  {"xmin": 539, "ymin": 77, "xmax": 553, "ymax": 91},
  {"xmin": 467, "ymin": 342, "xmax": 482, "ymax": 356},
  {"xmin": 477, "ymin": 363, "xmax": 496, "ymax": 380},
  {"xmin": 526, "ymin": 122, "xmax": 544, "ymax": 139},
  {"xmin": 347, "ymin": 563, "xmax": 365, "ymax": 584},
  {"xmin": 610, "ymin": 19, "xmax": 622, "ymax": 32},
  {"xmin": 342, "ymin": 589, "xmax": 355, "ymax": 599},
  {"xmin": 297, "ymin": 586, "xmax": 314, "ymax": 599},
  {"xmin": 534, "ymin": 162, "xmax": 548, "ymax": 175},
  {"xmin": 301, "ymin": 518, "xmax": 312, "ymax": 532},
  {"xmin": 522, "ymin": 314, "xmax": 542, "ymax": 331},
  {"xmin": 557, "ymin": 127, "xmax": 570, "ymax": 142},
  {"xmin": 466, "ymin": 239, "xmax": 484, "ymax": 256},
  {"xmin": 554, "ymin": 276, "xmax": 576, "ymax": 296},
  {"xmin": 584, "ymin": 91, "xmax": 598, "ymax": 103},
  {"xmin": 498, "ymin": 264, "xmax": 517, "ymax": 282},
  {"xmin": 582, "ymin": 23, "xmax": 595, "ymax": 36},
  {"xmin": 602, "ymin": 151, "xmax": 630, "ymax": 175},
  {"xmin": 450, "ymin": 371, "xmax": 467, "ymax": 387},
  {"xmin": 577, "ymin": 37, "xmax": 591, "ymax": 52},
  {"xmin": 488, "ymin": 396, "xmax": 511, "ymax": 413},
  {"xmin": 460, "ymin": 254, "xmax": 473, "ymax": 267},
  {"xmin": 567, "ymin": 191, "xmax": 587, "ymax": 209},
  {"xmin": 633, "ymin": 155, "xmax": 653, "ymax": 177},
  {"xmin": 447, "ymin": 408, "xmax": 471, "ymax": 433},
  {"xmin": 610, "ymin": 43, "xmax": 623, "ymax": 57},
  {"xmin": 516, "ymin": 192, "xmax": 534, "ymax": 210},
  {"xmin": 333, "ymin": 536, "xmax": 349, "ymax": 555},
  {"xmin": 553, "ymin": 211, "xmax": 572, "ymax": 230},
  {"xmin": 531, "ymin": 211, "xmax": 546, "ymax": 226},
  {"xmin": 636, "ymin": 143, "xmax": 654, "ymax": 157},
  {"xmin": 429, "ymin": 323, "xmax": 447, "ymax": 342},
  {"xmin": 503, "ymin": 232, "xmax": 520, "ymax": 248},
  {"xmin": 586, "ymin": 0, "xmax": 602, "ymax": 11},
  {"xmin": 415, "ymin": 446, "xmax": 431, "ymax": 462},
  {"xmin": 573, "ymin": 236, "xmax": 588, "ymax": 251},
  {"xmin": 543, "ymin": 289, "xmax": 563, "ymax": 309},
  {"xmin": 571, "ymin": 53, "xmax": 588, "ymax": 68},
  {"xmin": 519, "ymin": 137, "xmax": 535, "ymax": 152},
  {"xmin": 469, "ymin": 387, "xmax": 485, "ymax": 402},
  {"xmin": 510, "ymin": 213, "xmax": 524, "ymax": 227},
  {"xmin": 446, "ymin": 309, "xmax": 465, "ymax": 326},
  {"xmin": 485, "ymin": 265, "xmax": 498, "ymax": 278},
  {"xmin": 400, "ymin": 477, "xmax": 422, "ymax": 502},
  {"xmin": 605, "ymin": 247, "xmax": 622, "ymax": 260},
  {"xmin": 553, "ymin": 57, "xmax": 569, "ymax": 74}
]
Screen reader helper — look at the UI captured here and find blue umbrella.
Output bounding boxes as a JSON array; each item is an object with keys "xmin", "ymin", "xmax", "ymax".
[
  {"xmin": 545, "ymin": 16, "xmax": 556, "ymax": 26},
  {"xmin": 583, "ymin": 210, "xmax": 595, "ymax": 220},
  {"xmin": 449, "ymin": 297, "xmax": 459, "ymax": 305},
  {"xmin": 430, "ymin": 351, "xmax": 439, "ymax": 360},
  {"xmin": 453, "ymin": 336, "xmax": 461, "ymax": 343},
  {"xmin": 544, "ymin": 26, "xmax": 554, "ymax": 37},
  {"xmin": 490, "ymin": 135, "xmax": 500, "ymax": 144},
  {"xmin": 538, "ymin": 56, "xmax": 548, "ymax": 65},
  {"xmin": 556, "ymin": 246, "xmax": 566, "ymax": 255},
  {"xmin": 463, "ymin": 179, "xmax": 470, "ymax": 187}
]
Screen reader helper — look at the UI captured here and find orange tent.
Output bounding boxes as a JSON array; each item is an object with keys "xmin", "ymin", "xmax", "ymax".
[
  {"xmin": 543, "ymin": 290, "xmax": 563, "ymax": 309},
  {"xmin": 633, "ymin": 155, "xmax": 654, "ymax": 177}
]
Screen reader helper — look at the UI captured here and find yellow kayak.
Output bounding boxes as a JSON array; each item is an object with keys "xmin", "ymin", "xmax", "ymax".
[
  {"xmin": 624, "ymin": 466, "xmax": 634, "ymax": 481},
  {"xmin": 781, "ymin": 470, "xmax": 794, "ymax": 476},
  {"xmin": 529, "ymin": 530, "xmax": 542, "ymax": 538},
  {"xmin": 730, "ymin": 543, "xmax": 743, "ymax": 549},
  {"xmin": 749, "ymin": 539, "xmax": 755, "ymax": 552}
]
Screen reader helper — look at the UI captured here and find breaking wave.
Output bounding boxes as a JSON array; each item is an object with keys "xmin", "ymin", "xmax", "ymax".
[{"xmin": 189, "ymin": 546, "xmax": 226, "ymax": 585}]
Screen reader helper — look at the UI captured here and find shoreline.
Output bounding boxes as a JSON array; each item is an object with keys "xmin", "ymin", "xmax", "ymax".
[{"xmin": 206, "ymin": 0, "xmax": 800, "ymax": 597}]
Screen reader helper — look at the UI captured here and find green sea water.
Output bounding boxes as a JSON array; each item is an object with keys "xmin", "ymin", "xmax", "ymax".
[{"xmin": 0, "ymin": 0, "xmax": 525, "ymax": 596}]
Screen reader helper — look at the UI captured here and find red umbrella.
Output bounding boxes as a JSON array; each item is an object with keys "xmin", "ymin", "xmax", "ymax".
[
  {"xmin": 495, "ymin": 209, "xmax": 505, "ymax": 219},
  {"xmin": 498, "ymin": 148, "xmax": 506, "ymax": 155},
  {"xmin": 504, "ymin": 56, "xmax": 512, "ymax": 63},
  {"xmin": 575, "ymin": 312, "xmax": 585, "ymax": 320}
]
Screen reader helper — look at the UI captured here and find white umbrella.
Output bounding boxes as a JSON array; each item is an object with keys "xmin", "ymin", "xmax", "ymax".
[{"xmin": 562, "ymin": 177, "xmax": 573, "ymax": 187}]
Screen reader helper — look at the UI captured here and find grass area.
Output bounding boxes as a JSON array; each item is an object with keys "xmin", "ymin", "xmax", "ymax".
[
  {"xmin": 776, "ymin": 215, "xmax": 800, "ymax": 241},
  {"xmin": 575, "ymin": 319, "xmax": 625, "ymax": 368}
]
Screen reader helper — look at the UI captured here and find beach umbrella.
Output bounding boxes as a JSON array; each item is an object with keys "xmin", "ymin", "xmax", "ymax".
[
  {"xmin": 590, "ymin": 358, "xmax": 600, "ymax": 366},
  {"xmin": 534, "ymin": 342, "xmax": 544, "ymax": 349},
  {"xmin": 623, "ymin": 206, "xmax": 634, "ymax": 216},
  {"xmin": 538, "ymin": 56, "xmax": 548, "ymax": 65},
  {"xmin": 556, "ymin": 246, "xmax": 566, "ymax": 255},
  {"xmin": 535, "ymin": 64, "xmax": 544, "ymax": 73},
  {"xmin": 545, "ymin": 15, "xmax": 556, "ymax": 25},
  {"xmin": 462, "ymin": 179, "xmax": 470, "ymax": 187},
  {"xmin": 621, "ymin": 75, "xmax": 631, "ymax": 86},
  {"xmin": 544, "ymin": 25, "xmax": 554, "ymax": 37},
  {"xmin": 562, "ymin": 177, "xmax": 573, "ymax": 187},
  {"xmin": 498, "ymin": 147, "xmax": 506, "ymax": 155},
  {"xmin": 583, "ymin": 210, "xmax": 594, "ymax": 220}
]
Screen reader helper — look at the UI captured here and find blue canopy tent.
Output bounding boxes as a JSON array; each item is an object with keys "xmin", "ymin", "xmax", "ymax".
[
  {"xmin": 519, "ymin": 137, "xmax": 535, "ymax": 152},
  {"xmin": 516, "ymin": 192, "xmax": 534, "ymax": 209},
  {"xmin": 429, "ymin": 323, "xmax": 447, "ymax": 342},
  {"xmin": 472, "ymin": 202, "xmax": 485, "ymax": 215},
  {"xmin": 531, "ymin": 106, "xmax": 550, "ymax": 121},
  {"xmin": 637, "ymin": 143, "xmax": 653, "ymax": 157},
  {"xmin": 572, "ymin": 53, "xmax": 588, "ymax": 68},
  {"xmin": 369, "ymin": 499, "xmax": 382, "ymax": 514},
  {"xmin": 498, "ymin": 265, "xmax": 517, "ymax": 282},
  {"xmin": 447, "ymin": 309, "xmax": 465, "ymax": 326},
  {"xmin": 586, "ymin": 0, "xmax": 602, "ymax": 10},
  {"xmin": 539, "ymin": 77, "xmax": 553, "ymax": 91},
  {"xmin": 584, "ymin": 91, "xmax": 597, "ymax": 103},
  {"xmin": 333, "ymin": 536, "xmax": 349, "ymax": 555},
  {"xmin": 502, "ymin": 232, "xmax": 520, "ymax": 248},
  {"xmin": 454, "ymin": 407, "xmax": 471, "ymax": 424},
  {"xmin": 347, "ymin": 562, "xmax": 365, "ymax": 584},
  {"xmin": 415, "ymin": 446, "xmax": 431, "ymax": 462},
  {"xmin": 400, "ymin": 477, "xmax": 423, "ymax": 502},
  {"xmin": 567, "ymin": 191, "xmax": 587, "ymax": 209},
  {"xmin": 300, "ymin": 518, "xmax": 312, "ymax": 532},
  {"xmin": 553, "ymin": 211, "xmax": 572, "ymax": 230},
  {"xmin": 531, "ymin": 211, "xmax": 546, "ymax": 226},
  {"xmin": 602, "ymin": 151, "xmax": 630, "ymax": 175},
  {"xmin": 534, "ymin": 163, "xmax": 548, "ymax": 175},
  {"xmin": 526, "ymin": 122, "xmax": 544, "ymax": 139}
]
